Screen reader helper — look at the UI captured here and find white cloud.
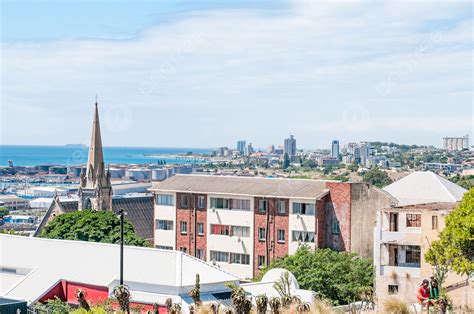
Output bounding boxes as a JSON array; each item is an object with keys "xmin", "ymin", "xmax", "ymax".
[{"xmin": 1, "ymin": 0, "xmax": 472, "ymax": 148}]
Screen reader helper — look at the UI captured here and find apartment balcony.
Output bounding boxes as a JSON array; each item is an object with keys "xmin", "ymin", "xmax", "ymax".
[
  {"xmin": 380, "ymin": 231, "xmax": 421, "ymax": 245},
  {"xmin": 380, "ymin": 265, "xmax": 421, "ymax": 279}
]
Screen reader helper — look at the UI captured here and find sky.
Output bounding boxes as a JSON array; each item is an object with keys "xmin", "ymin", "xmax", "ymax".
[{"xmin": 0, "ymin": 0, "xmax": 472, "ymax": 149}]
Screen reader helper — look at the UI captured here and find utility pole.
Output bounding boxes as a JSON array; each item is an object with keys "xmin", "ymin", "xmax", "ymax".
[{"xmin": 119, "ymin": 208, "xmax": 125, "ymax": 286}]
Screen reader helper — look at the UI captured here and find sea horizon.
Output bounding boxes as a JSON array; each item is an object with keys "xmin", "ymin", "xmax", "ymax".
[{"xmin": 0, "ymin": 145, "xmax": 213, "ymax": 167}]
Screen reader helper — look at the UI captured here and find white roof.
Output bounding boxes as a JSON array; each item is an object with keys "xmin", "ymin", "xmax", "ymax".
[
  {"xmin": 383, "ymin": 171, "xmax": 467, "ymax": 206},
  {"xmin": 0, "ymin": 235, "xmax": 237, "ymax": 302}
]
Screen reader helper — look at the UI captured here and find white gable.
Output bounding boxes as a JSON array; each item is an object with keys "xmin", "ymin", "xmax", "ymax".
[{"xmin": 383, "ymin": 171, "xmax": 467, "ymax": 206}]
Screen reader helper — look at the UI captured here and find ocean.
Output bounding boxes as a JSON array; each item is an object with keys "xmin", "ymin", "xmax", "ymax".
[{"xmin": 0, "ymin": 145, "xmax": 213, "ymax": 166}]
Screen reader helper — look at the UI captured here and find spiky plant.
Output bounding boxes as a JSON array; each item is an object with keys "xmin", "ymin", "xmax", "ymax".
[
  {"xmin": 255, "ymin": 294, "xmax": 268, "ymax": 314},
  {"xmin": 153, "ymin": 302, "xmax": 160, "ymax": 314},
  {"xmin": 189, "ymin": 274, "xmax": 202, "ymax": 306},
  {"xmin": 269, "ymin": 297, "xmax": 281, "ymax": 314},
  {"xmin": 170, "ymin": 303, "xmax": 182, "ymax": 314},
  {"xmin": 226, "ymin": 282, "xmax": 252, "ymax": 314},
  {"xmin": 113, "ymin": 285, "xmax": 130, "ymax": 313},
  {"xmin": 75, "ymin": 288, "xmax": 91, "ymax": 311},
  {"xmin": 296, "ymin": 302, "xmax": 311, "ymax": 313},
  {"xmin": 165, "ymin": 298, "xmax": 173, "ymax": 311}
]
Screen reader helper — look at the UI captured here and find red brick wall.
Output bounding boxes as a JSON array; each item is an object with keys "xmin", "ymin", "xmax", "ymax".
[
  {"xmin": 325, "ymin": 182, "xmax": 352, "ymax": 252},
  {"xmin": 176, "ymin": 193, "xmax": 207, "ymax": 258},
  {"xmin": 316, "ymin": 194, "xmax": 328, "ymax": 248},
  {"xmin": 253, "ymin": 197, "xmax": 289, "ymax": 277},
  {"xmin": 176, "ymin": 192, "xmax": 191, "ymax": 253}
]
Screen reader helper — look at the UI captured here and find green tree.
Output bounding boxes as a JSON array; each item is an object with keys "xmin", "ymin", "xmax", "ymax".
[
  {"xmin": 258, "ymin": 246, "xmax": 374, "ymax": 306},
  {"xmin": 425, "ymin": 189, "xmax": 474, "ymax": 277},
  {"xmin": 362, "ymin": 167, "xmax": 393, "ymax": 188},
  {"xmin": 283, "ymin": 153, "xmax": 291, "ymax": 169},
  {"xmin": 347, "ymin": 163, "xmax": 359, "ymax": 172},
  {"xmin": 40, "ymin": 210, "xmax": 150, "ymax": 247},
  {"xmin": 449, "ymin": 174, "xmax": 474, "ymax": 190},
  {"xmin": 0, "ymin": 207, "xmax": 9, "ymax": 218}
]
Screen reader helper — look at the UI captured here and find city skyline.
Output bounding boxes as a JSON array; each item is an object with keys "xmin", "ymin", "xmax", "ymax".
[{"xmin": 1, "ymin": 1, "xmax": 472, "ymax": 148}]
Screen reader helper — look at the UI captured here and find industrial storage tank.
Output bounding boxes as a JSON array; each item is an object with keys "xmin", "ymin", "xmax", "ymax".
[
  {"xmin": 151, "ymin": 168, "xmax": 168, "ymax": 181},
  {"xmin": 109, "ymin": 168, "xmax": 126, "ymax": 179},
  {"xmin": 49, "ymin": 166, "xmax": 68, "ymax": 175},
  {"xmin": 126, "ymin": 168, "xmax": 151, "ymax": 181}
]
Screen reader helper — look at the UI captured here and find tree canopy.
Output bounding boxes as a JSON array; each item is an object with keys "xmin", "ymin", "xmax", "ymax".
[
  {"xmin": 0, "ymin": 207, "xmax": 9, "ymax": 219},
  {"xmin": 40, "ymin": 210, "xmax": 150, "ymax": 247},
  {"xmin": 425, "ymin": 188, "xmax": 474, "ymax": 276},
  {"xmin": 258, "ymin": 246, "xmax": 374, "ymax": 306},
  {"xmin": 362, "ymin": 167, "xmax": 393, "ymax": 188},
  {"xmin": 283, "ymin": 153, "xmax": 291, "ymax": 169}
]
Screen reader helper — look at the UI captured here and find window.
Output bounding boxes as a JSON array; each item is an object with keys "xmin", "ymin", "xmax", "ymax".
[
  {"xmin": 276, "ymin": 200, "xmax": 286, "ymax": 214},
  {"xmin": 258, "ymin": 255, "xmax": 266, "ymax": 267},
  {"xmin": 210, "ymin": 250, "xmax": 229, "ymax": 262},
  {"xmin": 292, "ymin": 203, "xmax": 315, "ymax": 215},
  {"xmin": 180, "ymin": 221, "xmax": 188, "ymax": 234},
  {"xmin": 197, "ymin": 249, "xmax": 205, "ymax": 260},
  {"xmin": 197, "ymin": 196, "xmax": 206, "ymax": 209},
  {"xmin": 332, "ymin": 218, "xmax": 341, "ymax": 234},
  {"xmin": 389, "ymin": 212, "xmax": 398, "ymax": 232},
  {"xmin": 197, "ymin": 223, "xmax": 205, "ymax": 235},
  {"xmin": 210, "ymin": 198, "xmax": 230, "ymax": 209},
  {"xmin": 230, "ymin": 253, "xmax": 250, "ymax": 265},
  {"xmin": 277, "ymin": 229, "xmax": 285, "ymax": 243},
  {"xmin": 231, "ymin": 226, "xmax": 250, "ymax": 238},
  {"xmin": 258, "ymin": 227, "xmax": 266, "ymax": 241},
  {"xmin": 406, "ymin": 214, "xmax": 421, "ymax": 227},
  {"xmin": 156, "ymin": 245, "xmax": 173, "ymax": 250},
  {"xmin": 180, "ymin": 195, "xmax": 189, "ymax": 208},
  {"xmin": 156, "ymin": 220, "xmax": 173, "ymax": 231},
  {"xmin": 405, "ymin": 245, "xmax": 421, "ymax": 264},
  {"xmin": 258, "ymin": 199, "xmax": 268, "ymax": 213},
  {"xmin": 432, "ymin": 215, "xmax": 438, "ymax": 230},
  {"xmin": 211, "ymin": 224, "xmax": 230, "ymax": 236},
  {"xmin": 292, "ymin": 230, "xmax": 315, "ymax": 243},
  {"xmin": 180, "ymin": 247, "xmax": 187, "ymax": 253},
  {"xmin": 156, "ymin": 194, "xmax": 174, "ymax": 206},
  {"xmin": 388, "ymin": 285, "xmax": 399, "ymax": 295},
  {"xmin": 231, "ymin": 199, "xmax": 251, "ymax": 211}
]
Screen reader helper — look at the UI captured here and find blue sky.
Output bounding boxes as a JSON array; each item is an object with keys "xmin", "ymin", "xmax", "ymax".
[{"xmin": 1, "ymin": 0, "xmax": 472, "ymax": 149}]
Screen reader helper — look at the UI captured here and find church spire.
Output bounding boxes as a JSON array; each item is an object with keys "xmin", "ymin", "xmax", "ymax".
[
  {"xmin": 78, "ymin": 99, "xmax": 112, "ymax": 211},
  {"xmin": 85, "ymin": 101, "xmax": 104, "ymax": 181}
]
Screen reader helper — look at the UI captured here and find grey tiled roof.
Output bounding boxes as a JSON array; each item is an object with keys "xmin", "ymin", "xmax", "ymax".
[
  {"xmin": 112, "ymin": 196, "xmax": 154, "ymax": 240},
  {"xmin": 152, "ymin": 175, "xmax": 330, "ymax": 199}
]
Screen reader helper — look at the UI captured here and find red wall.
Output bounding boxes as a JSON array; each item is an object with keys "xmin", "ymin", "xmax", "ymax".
[{"xmin": 325, "ymin": 182, "xmax": 352, "ymax": 251}]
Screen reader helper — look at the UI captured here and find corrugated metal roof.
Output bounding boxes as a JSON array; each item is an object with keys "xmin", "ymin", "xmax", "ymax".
[
  {"xmin": 383, "ymin": 171, "xmax": 467, "ymax": 206},
  {"xmin": 152, "ymin": 175, "xmax": 330, "ymax": 199}
]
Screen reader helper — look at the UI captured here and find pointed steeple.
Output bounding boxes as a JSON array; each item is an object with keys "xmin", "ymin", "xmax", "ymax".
[
  {"xmin": 85, "ymin": 101, "xmax": 104, "ymax": 180},
  {"xmin": 78, "ymin": 99, "xmax": 113, "ymax": 211}
]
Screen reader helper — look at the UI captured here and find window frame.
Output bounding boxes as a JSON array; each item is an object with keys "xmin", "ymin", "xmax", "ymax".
[
  {"xmin": 277, "ymin": 229, "xmax": 285, "ymax": 243},
  {"xmin": 156, "ymin": 194, "xmax": 174, "ymax": 206},
  {"xmin": 431, "ymin": 215, "xmax": 438, "ymax": 230},
  {"xmin": 197, "ymin": 222, "xmax": 205, "ymax": 236},
  {"xmin": 197, "ymin": 195, "xmax": 206, "ymax": 209},
  {"xmin": 258, "ymin": 227, "xmax": 266, "ymax": 241},
  {"xmin": 180, "ymin": 221, "xmax": 188, "ymax": 234},
  {"xmin": 258, "ymin": 199, "xmax": 268, "ymax": 213},
  {"xmin": 156, "ymin": 219, "xmax": 173, "ymax": 231},
  {"xmin": 406, "ymin": 214, "xmax": 421, "ymax": 228},
  {"xmin": 276, "ymin": 200, "xmax": 286, "ymax": 214},
  {"xmin": 332, "ymin": 218, "xmax": 341, "ymax": 234},
  {"xmin": 180, "ymin": 194, "xmax": 189, "ymax": 208},
  {"xmin": 258, "ymin": 255, "xmax": 266, "ymax": 267}
]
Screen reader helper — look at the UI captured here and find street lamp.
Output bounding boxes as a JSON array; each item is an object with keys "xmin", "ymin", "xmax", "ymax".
[{"xmin": 118, "ymin": 208, "xmax": 126, "ymax": 286}]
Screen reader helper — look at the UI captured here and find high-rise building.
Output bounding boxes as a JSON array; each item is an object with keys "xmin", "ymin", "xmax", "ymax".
[
  {"xmin": 359, "ymin": 142, "xmax": 371, "ymax": 166},
  {"xmin": 237, "ymin": 140, "xmax": 247, "ymax": 155},
  {"xmin": 244, "ymin": 142, "xmax": 253, "ymax": 156},
  {"xmin": 78, "ymin": 101, "xmax": 112, "ymax": 210},
  {"xmin": 442, "ymin": 135, "xmax": 469, "ymax": 151},
  {"xmin": 284, "ymin": 135, "xmax": 297, "ymax": 157},
  {"xmin": 331, "ymin": 140, "xmax": 340, "ymax": 159}
]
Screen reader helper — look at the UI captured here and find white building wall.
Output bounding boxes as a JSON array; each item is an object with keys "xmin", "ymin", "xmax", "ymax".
[
  {"xmin": 288, "ymin": 199, "xmax": 316, "ymax": 255},
  {"xmin": 154, "ymin": 192, "xmax": 177, "ymax": 249},
  {"xmin": 206, "ymin": 194, "xmax": 254, "ymax": 279}
]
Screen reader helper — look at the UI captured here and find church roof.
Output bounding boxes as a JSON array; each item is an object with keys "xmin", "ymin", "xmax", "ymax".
[
  {"xmin": 86, "ymin": 102, "xmax": 104, "ymax": 176},
  {"xmin": 383, "ymin": 171, "xmax": 467, "ymax": 206},
  {"xmin": 34, "ymin": 195, "xmax": 154, "ymax": 241}
]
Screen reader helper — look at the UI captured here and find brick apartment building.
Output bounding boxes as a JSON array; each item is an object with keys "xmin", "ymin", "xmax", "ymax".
[{"xmin": 151, "ymin": 175, "xmax": 392, "ymax": 279}]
